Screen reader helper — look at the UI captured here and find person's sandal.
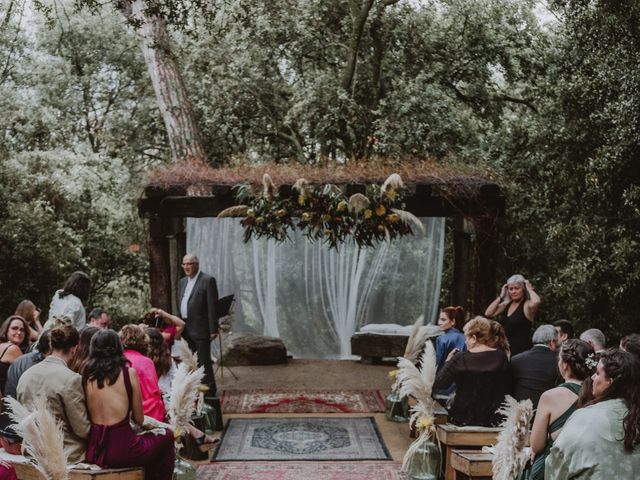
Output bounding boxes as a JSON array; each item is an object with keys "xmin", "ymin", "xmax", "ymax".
[{"xmin": 194, "ymin": 434, "xmax": 219, "ymax": 446}]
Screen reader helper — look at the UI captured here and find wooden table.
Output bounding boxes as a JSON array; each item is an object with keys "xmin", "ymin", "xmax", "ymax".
[
  {"xmin": 436, "ymin": 424, "xmax": 500, "ymax": 480},
  {"xmin": 450, "ymin": 449, "xmax": 493, "ymax": 479}
]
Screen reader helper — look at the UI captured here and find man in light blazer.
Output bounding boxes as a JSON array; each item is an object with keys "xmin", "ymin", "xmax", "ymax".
[{"xmin": 177, "ymin": 253, "xmax": 219, "ymax": 394}]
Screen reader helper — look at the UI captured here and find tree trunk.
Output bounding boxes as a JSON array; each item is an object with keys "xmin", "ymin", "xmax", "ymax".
[
  {"xmin": 125, "ymin": 0, "xmax": 207, "ymax": 164},
  {"xmin": 340, "ymin": 0, "xmax": 375, "ymax": 93}
]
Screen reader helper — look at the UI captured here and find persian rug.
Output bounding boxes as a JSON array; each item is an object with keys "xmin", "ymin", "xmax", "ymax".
[
  {"xmin": 198, "ymin": 461, "xmax": 407, "ymax": 479},
  {"xmin": 211, "ymin": 417, "xmax": 392, "ymax": 461},
  {"xmin": 220, "ymin": 389, "xmax": 386, "ymax": 414}
]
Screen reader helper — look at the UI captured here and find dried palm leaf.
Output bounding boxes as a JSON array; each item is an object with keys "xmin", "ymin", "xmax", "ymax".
[
  {"xmin": 217, "ymin": 205, "xmax": 249, "ymax": 217},
  {"xmin": 322, "ymin": 183, "xmax": 341, "ymax": 196},
  {"xmin": 382, "ymin": 173, "xmax": 404, "ymax": 193},
  {"xmin": 292, "ymin": 178, "xmax": 310, "ymax": 195},
  {"xmin": 5, "ymin": 396, "xmax": 69, "ymax": 480},
  {"xmin": 348, "ymin": 193, "xmax": 370, "ymax": 214},
  {"xmin": 262, "ymin": 173, "xmax": 276, "ymax": 199},
  {"xmin": 391, "ymin": 208, "xmax": 426, "ymax": 235},
  {"xmin": 402, "ymin": 315, "xmax": 427, "ymax": 363},
  {"xmin": 397, "ymin": 341, "xmax": 437, "ymax": 404},
  {"xmin": 176, "ymin": 340, "xmax": 198, "ymax": 372},
  {"xmin": 168, "ymin": 363, "xmax": 205, "ymax": 441},
  {"xmin": 492, "ymin": 396, "xmax": 533, "ymax": 480}
]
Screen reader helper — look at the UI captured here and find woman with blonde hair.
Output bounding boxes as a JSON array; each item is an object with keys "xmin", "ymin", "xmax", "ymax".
[
  {"xmin": 433, "ymin": 316, "xmax": 511, "ymax": 426},
  {"xmin": 485, "ymin": 274, "xmax": 540, "ymax": 356}
]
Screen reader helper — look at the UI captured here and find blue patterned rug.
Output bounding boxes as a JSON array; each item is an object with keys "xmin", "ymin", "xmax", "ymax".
[{"xmin": 211, "ymin": 417, "xmax": 392, "ymax": 461}]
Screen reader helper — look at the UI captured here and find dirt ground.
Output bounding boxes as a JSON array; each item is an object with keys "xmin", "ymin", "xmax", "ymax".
[{"xmin": 200, "ymin": 359, "xmax": 413, "ymax": 462}]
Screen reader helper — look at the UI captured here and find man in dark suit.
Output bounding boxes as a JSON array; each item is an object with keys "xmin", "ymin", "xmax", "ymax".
[
  {"xmin": 511, "ymin": 324, "xmax": 560, "ymax": 410},
  {"xmin": 177, "ymin": 253, "xmax": 219, "ymax": 395}
]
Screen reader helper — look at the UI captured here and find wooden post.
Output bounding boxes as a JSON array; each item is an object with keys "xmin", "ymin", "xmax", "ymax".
[
  {"xmin": 148, "ymin": 217, "xmax": 172, "ymax": 313},
  {"xmin": 452, "ymin": 215, "xmax": 473, "ymax": 310},
  {"xmin": 473, "ymin": 212, "xmax": 501, "ymax": 314}
]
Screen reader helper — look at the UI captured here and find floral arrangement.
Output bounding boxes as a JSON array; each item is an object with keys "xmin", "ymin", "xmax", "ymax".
[
  {"xmin": 491, "ymin": 396, "xmax": 534, "ymax": 480},
  {"xmin": 219, "ymin": 173, "xmax": 424, "ymax": 249}
]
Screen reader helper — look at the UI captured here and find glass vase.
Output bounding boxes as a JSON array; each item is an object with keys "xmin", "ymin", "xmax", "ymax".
[
  {"xmin": 201, "ymin": 399, "xmax": 216, "ymax": 435},
  {"xmin": 385, "ymin": 391, "xmax": 409, "ymax": 422},
  {"xmin": 406, "ymin": 437, "xmax": 441, "ymax": 480},
  {"xmin": 172, "ymin": 452, "xmax": 196, "ymax": 480}
]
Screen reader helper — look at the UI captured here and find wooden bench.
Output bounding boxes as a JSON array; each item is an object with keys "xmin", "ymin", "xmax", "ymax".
[
  {"xmin": 13, "ymin": 463, "xmax": 144, "ymax": 480},
  {"xmin": 450, "ymin": 449, "xmax": 493, "ymax": 479},
  {"xmin": 436, "ymin": 424, "xmax": 500, "ymax": 480}
]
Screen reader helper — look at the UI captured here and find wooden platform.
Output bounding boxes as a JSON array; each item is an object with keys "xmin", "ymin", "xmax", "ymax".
[
  {"xmin": 13, "ymin": 463, "xmax": 144, "ymax": 480},
  {"xmin": 450, "ymin": 449, "xmax": 493, "ymax": 479}
]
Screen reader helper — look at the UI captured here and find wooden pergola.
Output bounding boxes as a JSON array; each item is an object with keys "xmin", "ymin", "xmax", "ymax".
[{"xmin": 138, "ymin": 162, "xmax": 505, "ymax": 317}]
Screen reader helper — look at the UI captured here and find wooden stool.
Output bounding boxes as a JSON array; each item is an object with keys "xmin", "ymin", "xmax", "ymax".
[
  {"xmin": 436, "ymin": 424, "xmax": 500, "ymax": 480},
  {"xmin": 450, "ymin": 449, "xmax": 493, "ymax": 479},
  {"xmin": 12, "ymin": 463, "xmax": 144, "ymax": 480}
]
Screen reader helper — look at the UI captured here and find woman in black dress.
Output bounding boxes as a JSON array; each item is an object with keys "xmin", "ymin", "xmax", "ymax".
[
  {"xmin": 485, "ymin": 274, "xmax": 541, "ymax": 356},
  {"xmin": 433, "ymin": 316, "xmax": 511, "ymax": 427}
]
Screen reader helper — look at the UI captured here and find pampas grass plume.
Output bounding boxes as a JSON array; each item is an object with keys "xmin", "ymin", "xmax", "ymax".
[{"xmin": 492, "ymin": 396, "xmax": 534, "ymax": 480}]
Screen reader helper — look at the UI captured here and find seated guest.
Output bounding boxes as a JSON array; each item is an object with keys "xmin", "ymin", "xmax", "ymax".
[
  {"xmin": 511, "ymin": 324, "xmax": 560, "ymax": 409},
  {"xmin": 0, "ymin": 316, "xmax": 28, "ymax": 393},
  {"xmin": 68, "ymin": 326, "xmax": 100, "ymax": 375},
  {"xmin": 119, "ymin": 325, "xmax": 165, "ymax": 422},
  {"xmin": 17, "ymin": 326, "xmax": 90, "ymax": 464},
  {"xmin": 485, "ymin": 274, "xmax": 541, "ymax": 356},
  {"xmin": 620, "ymin": 333, "xmax": 640, "ymax": 362},
  {"xmin": 145, "ymin": 328, "xmax": 176, "ymax": 397},
  {"xmin": 546, "ymin": 349, "xmax": 640, "ymax": 479},
  {"xmin": 84, "ymin": 330, "xmax": 174, "ymax": 480},
  {"xmin": 14, "ymin": 300, "xmax": 43, "ymax": 342},
  {"xmin": 4, "ymin": 330, "xmax": 51, "ymax": 399},
  {"xmin": 142, "ymin": 308, "xmax": 185, "ymax": 349},
  {"xmin": 526, "ymin": 339, "xmax": 594, "ymax": 480},
  {"xmin": 87, "ymin": 308, "xmax": 110, "ymax": 330},
  {"xmin": 435, "ymin": 306, "xmax": 466, "ymax": 367},
  {"xmin": 433, "ymin": 317, "xmax": 511, "ymax": 427},
  {"xmin": 553, "ymin": 319, "xmax": 574, "ymax": 344},
  {"xmin": 579, "ymin": 328, "xmax": 606, "ymax": 354}
]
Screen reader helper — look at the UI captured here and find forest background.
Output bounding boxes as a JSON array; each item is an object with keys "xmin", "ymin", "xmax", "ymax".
[{"xmin": 1, "ymin": 0, "xmax": 638, "ymax": 340}]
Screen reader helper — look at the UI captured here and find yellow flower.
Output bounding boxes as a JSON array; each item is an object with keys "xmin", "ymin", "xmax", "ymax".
[
  {"xmin": 301, "ymin": 212, "xmax": 312, "ymax": 222},
  {"xmin": 387, "ymin": 213, "xmax": 400, "ymax": 223},
  {"xmin": 416, "ymin": 416, "xmax": 434, "ymax": 431},
  {"xmin": 364, "ymin": 209, "xmax": 373, "ymax": 219},
  {"xmin": 321, "ymin": 214, "xmax": 331, "ymax": 222},
  {"xmin": 298, "ymin": 195, "xmax": 306, "ymax": 206},
  {"xmin": 386, "ymin": 189, "xmax": 397, "ymax": 201},
  {"xmin": 337, "ymin": 200, "xmax": 347, "ymax": 212},
  {"xmin": 197, "ymin": 384, "xmax": 210, "ymax": 393},
  {"xmin": 173, "ymin": 426, "xmax": 183, "ymax": 439},
  {"xmin": 256, "ymin": 217, "xmax": 264, "ymax": 225},
  {"xmin": 377, "ymin": 225, "xmax": 386, "ymax": 232},
  {"xmin": 247, "ymin": 209, "xmax": 255, "ymax": 217},
  {"xmin": 324, "ymin": 229, "xmax": 334, "ymax": 236},
  {"xmin": 375, "ymin": 204, "xmax": 386, "ymax": 216},
  {"xmin": 388, "ymin": 369, "xmax": 399, "ymax": 379},
  {"xmin": 277, "ymin": 209, "xmax": 287, "ymax": 218}
]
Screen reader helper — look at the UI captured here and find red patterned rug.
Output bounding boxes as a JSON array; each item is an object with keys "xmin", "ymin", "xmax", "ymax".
[
  {"xmin": 220, "ymin": 389, "xmax": 386, "ymax": 414},
  {"xmin": 198, "ymin": 461, "xmax": 406, "ymax": 479}
]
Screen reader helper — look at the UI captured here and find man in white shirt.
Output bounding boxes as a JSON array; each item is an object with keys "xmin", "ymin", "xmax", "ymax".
[{"xmin": 177, "ymin": 254, "xmax": 219, "ymax": 394}]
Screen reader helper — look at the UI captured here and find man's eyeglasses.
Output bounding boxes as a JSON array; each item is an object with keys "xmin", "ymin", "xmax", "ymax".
[{"xmin": 182, "ymin": 262, "xmax": 197, "ymax": 266}]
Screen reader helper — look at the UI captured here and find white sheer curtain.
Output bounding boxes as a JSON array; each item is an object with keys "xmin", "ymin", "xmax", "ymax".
[{"xmin": 187, "ymin": 217, "xmax": 445, "ymax": 359}]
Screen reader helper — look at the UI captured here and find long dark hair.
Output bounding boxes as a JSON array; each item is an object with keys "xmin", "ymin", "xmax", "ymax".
[
  {"xmin": 68, "ymin": 326, "xmax": 100, "ymax": 374},
  {"xmin": 146, "ymin": 328, "xmax": 172, "ymax": 378},
  {"xmin": 587, "ymin": 349, "xmax": 640, "ymax": 451},
  {"xmin": 59, "ymin": 271, "xmax": 91, "ymax": 304},
  {"xmin": 83, "ymin": 329, "xmax": 127, "ymax": 389}
]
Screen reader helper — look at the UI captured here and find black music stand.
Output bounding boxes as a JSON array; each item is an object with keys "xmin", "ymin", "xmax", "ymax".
[{"xmin": 214, "ymin": 295, "xmax": 238, "ymax": 380}]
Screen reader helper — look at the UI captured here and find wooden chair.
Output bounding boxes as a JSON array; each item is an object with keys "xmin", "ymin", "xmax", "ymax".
[
  {"xmin": 450, "ymin": 449, "xmax": 493, "ymax": 479},
  {"xmin": 435, "ymin": 423, "xmax": 500, "ymax": 480}
]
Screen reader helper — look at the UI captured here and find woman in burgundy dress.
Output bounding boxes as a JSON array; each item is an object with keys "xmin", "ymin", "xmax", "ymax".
[{"xmin": 83, "ymin": 330, "xmax": 174, "ymax": 480}]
